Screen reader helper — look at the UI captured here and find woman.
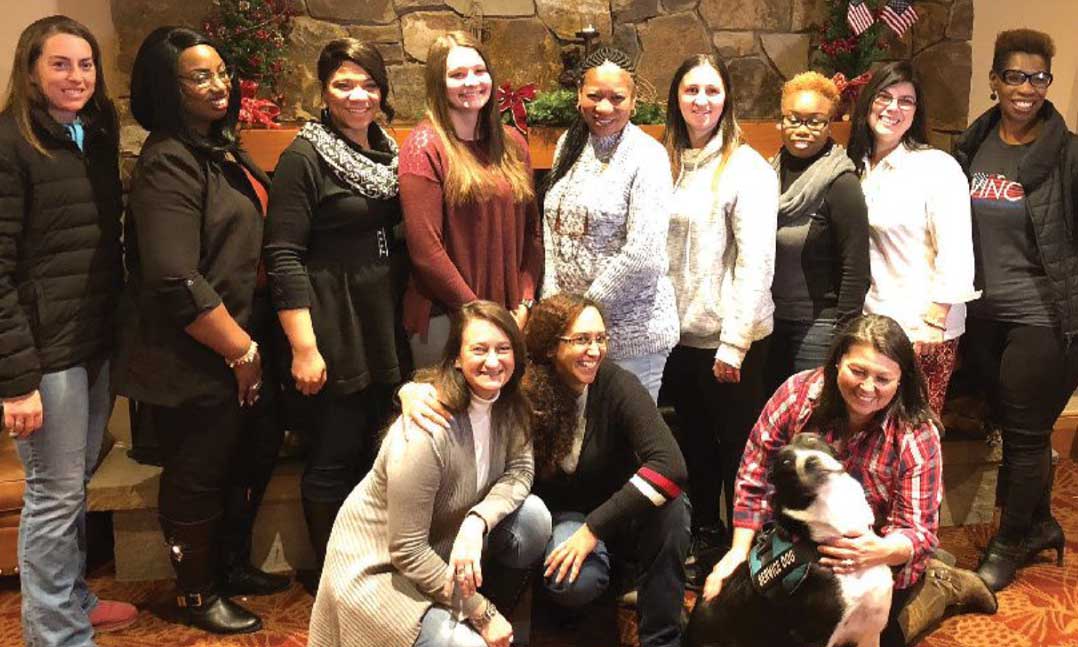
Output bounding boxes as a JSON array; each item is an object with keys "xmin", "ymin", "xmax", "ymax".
[
  {"xmin": 264, "ymin": 38, "xmax": 409, "ymax": 592},
  {"xmin": 113, "ymin": 26, "xmax": 278, "ymax": 633},
  {"xmin": 308, "ymin": 300, "xmax": 550, "ymax": 647},
  {"xmin": 847, "ymin": 61, "xmax": 979, "ymax": 415},
  {"xmin": 541, "ymin": 46, "xmax": 678, "ymax": 401},
  {"xmin": 399, "ymin": 31, "xmax": 542, "ymax": 368},
  {"xmin": 403, "ymin": 294, "xmax": 689, "ymax": 647},
  {"xmin": 660, "ymin": 54, "xmax": 778, "ymax": 548},
  {"xmin": 953, "ymin": 28, "xmax": 1078, "ymax": 591},
  {"xmin": 702, "ymin": 315, "xmax": 996, "ymax": 646},
  {"xmin": 0, "ymin": 15, "xmax": 136, "ymax": 643},
  {"xmin": 766, "ymin": 71, "xmax": 870, "ymax": 393}
]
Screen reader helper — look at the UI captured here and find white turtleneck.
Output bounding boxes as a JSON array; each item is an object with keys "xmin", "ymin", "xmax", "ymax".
[{"xmin": 468, "ymin": 391, "xmax": 498, "ymax": 493}]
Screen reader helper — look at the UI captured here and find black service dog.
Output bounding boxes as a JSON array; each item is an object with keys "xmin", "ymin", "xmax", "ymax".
[{"xmin": 685, "ymin": 433, "xmax": 893, "ymax": 647}]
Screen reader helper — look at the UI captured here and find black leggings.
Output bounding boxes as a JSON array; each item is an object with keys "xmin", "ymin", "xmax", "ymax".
[
  {"xmin": 660, "ymin": 339, "xmax": 770, "ymax": 530},
  {"xmin": 962, "ymin": 318, "xmax": 1078, "ymax": 540}
]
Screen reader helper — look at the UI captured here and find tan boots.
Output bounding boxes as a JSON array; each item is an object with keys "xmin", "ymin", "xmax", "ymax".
[{"xmin": 897, "ymin": 558, "xmax": 998, "ymax": 644}]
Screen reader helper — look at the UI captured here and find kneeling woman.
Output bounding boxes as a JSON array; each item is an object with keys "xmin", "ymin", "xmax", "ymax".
[
  {"xmin": 702, "ymin": 315, "xmax": 995, "ymax": 646},
  {"xmin": 308, "ymin": 300, "xmax": 551, "ymax": 647}
]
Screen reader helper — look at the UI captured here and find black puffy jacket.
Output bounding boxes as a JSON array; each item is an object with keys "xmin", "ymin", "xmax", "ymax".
[
  {"xmin": 0, "ymin": 107, "xmax": 123, "ymax": 397},
  {"xmin": 954, "ymin": 101, "xmax": 1078, "ymax": 339}
]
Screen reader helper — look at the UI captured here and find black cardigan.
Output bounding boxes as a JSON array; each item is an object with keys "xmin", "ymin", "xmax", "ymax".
[
  {"xmin": 532, "ymin": 362, "xmax": 688, "ymax": 540},
  {"xmin": 0, "ymin": 107, "xmax": 122, "ymax": 397},
  {"xmin": 953, "ymin": 101, "xmax": 1078, "ymax": 338},
  {"xmin": 112, "ymin": 132, "xmax": 271, "ymax": 407}
]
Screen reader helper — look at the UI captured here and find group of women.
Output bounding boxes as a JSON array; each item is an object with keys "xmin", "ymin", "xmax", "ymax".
[{"xmin": 0, "ymin": 9, "xmax": 1074, "ymax": 647}]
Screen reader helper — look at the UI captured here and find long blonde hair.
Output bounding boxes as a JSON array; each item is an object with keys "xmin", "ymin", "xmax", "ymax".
[
  {"xmin": 423, "ymin": 31, "xmax": 533, "ymax": 206},
  {"xmin": 2, "ymin": 15, "xmax": 115, "ymax": 157}
]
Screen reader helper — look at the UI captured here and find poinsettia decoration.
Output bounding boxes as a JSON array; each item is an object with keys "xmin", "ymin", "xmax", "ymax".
[
  {"xmin": 239, "ymin": 80, "xmax": 282, "ymax": 129},
  {"xmin": 201, "ymin": 0, "xmax": 297, "ymax": 96}
]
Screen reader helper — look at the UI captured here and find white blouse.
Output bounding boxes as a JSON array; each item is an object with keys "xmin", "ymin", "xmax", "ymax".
[
  {"xmin": 468, "ymin": 392, "xmax": 497, "ymax": 492},
  {"xmin": 860, "ymin": 144, "xmax": 980, "ymax": 342}
]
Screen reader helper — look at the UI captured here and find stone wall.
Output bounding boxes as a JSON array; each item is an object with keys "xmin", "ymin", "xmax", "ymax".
[{"xmin": 110, "ymin": 0, "xmax": 973, "ymax": 144}]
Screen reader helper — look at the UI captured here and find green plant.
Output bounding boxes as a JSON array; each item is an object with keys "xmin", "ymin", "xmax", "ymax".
[
  {"xmin": 813, "ymin": 0, "xmax": 891, "ymax": 79},
  {"xmin": 201, "ymin": 0, "xmax": 297, "ymax": 96},
  {"xmin": 512, "ymin": 87, "xmax": 666, "ymax": 127}
]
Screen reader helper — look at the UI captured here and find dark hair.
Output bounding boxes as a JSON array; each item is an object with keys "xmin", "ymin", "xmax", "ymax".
[
  {"xmin": 992, "ymin": 28, "xmax": 1055, "ymax": 72},
  {"xmin": 130, "ymin": 26, "xmax": 241, "ymax": 154},
  {"xmin": 664, "ymin": 53, "xmax": 741, "ymax": 169},
  {"xmin": 541, "ymin": 45, "xmax": 636, "ymax": 199},
  {"xmin": 414, "ymin": 300, "xmax": 531, "ymax": 441},
  {"xmin": 317, "ymin": 37, "xmax": 395, "ymax": 122},
  {"xmin": 807, "ymin": 314, "xmax": 938, "ymax": 435},
  {"xmin": 846, "ymin": 61, "xmax": 929, "ymax": 174},
  {"xmin": 522, "ymin": 293, "xmax": 605, "ymax": 477},
  {"xmin": 2, "ymin": 15, "xmax": 116, "ymax": 156}
]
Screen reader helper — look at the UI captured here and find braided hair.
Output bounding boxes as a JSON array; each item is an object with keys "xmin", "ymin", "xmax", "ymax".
[{"xmin": 540, "ymin": 46, "xmax": 636, "ymax": 199}]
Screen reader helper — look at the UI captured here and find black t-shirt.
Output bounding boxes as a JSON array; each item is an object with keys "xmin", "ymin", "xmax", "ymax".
[{"xmin": 967, "ymin": 129, "xmax": 1056, "ymax": 325}]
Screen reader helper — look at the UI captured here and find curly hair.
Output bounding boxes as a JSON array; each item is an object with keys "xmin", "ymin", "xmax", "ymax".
[
  {"xmin": 523, "ymin": 293, "xmax": 605, "ymax": 477},
  {"xmin": 782, "ymin": 71, "xmax": 840, "ymax": 114},
  {"xmin": 993, "ymin": 29, "xmax": 1055, "ymax": 71}
]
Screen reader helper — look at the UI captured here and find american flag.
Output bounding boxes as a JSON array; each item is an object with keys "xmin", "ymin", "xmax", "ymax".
[
  {"xmin": 880, "ymin": 0, "xmax": 919, "ymax": 37},
  {"xmin": 847, "ymin": 0, "xmax": 875, "ymax": 35}
]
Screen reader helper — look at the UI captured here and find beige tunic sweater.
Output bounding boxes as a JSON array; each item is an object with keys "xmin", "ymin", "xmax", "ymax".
[{"xmin": 307, "ymin": 400, "xmax": 534, "ymax": 647}]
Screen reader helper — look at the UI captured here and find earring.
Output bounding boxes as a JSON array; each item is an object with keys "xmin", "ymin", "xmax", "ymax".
[{"xmin": 990, "ymin": 90, "xmax": 997, "ymax": 101}]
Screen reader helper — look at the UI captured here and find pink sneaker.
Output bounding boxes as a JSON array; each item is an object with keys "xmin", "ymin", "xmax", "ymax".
[{"xmin": 88, "ymin": 599, "xmax": 138, "ymax": 633}]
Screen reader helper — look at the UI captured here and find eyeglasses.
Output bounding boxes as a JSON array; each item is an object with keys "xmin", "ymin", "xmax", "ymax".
[
  {"xmin": 871, "ymin": 91, "xmax": 917, "ymax": 112},
  {"xmin": 179, "ymin": 66, "xmax": 234, "ymax": 89},
  {"xmin": 996, "ymin": 69, "xmax": 1053, "ymax": 88},
  {"xmin": 558, "ymin": 333, "xmax": 610, "ymax": 349},
  {"xmin": 781, "ymin": 114, "xmax": 830, "ymax": 132}
]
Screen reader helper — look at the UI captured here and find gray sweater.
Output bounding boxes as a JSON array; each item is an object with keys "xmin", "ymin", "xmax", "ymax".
[
  {"xmin": 307, "ymin": 400, "xmax": 533, "ymax": 647},
  {"xmin": 542, "ymin": 123, "xmax": 679, "ymax": 360}
]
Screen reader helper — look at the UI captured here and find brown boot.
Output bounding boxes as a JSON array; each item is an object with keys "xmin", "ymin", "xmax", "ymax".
[{"xmin": 897, "ymin": 559, "xmax": 998, "ymax": 644}]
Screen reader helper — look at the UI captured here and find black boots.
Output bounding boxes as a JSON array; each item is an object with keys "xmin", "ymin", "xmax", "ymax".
[
  {"xmin": 977, "ymin": 516, "xmax": 1068, "ymax": 592},
  {"xmin": 1025, "ymin": 516, "xmax": 1066, "ymax": 566},
  {"xmin": 299, "ymin": 498, "xmax": 343, "ymax": 595},
  {"xmin": 219, "ymin": 486, "xmax": 291, "ymax": 596},
  {"xmin": 161, "ymin": 515, "xmax": 262, "ymax": 634}
]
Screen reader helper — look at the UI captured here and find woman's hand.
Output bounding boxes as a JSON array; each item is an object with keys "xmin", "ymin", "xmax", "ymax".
[
  {"xmin": 232, "ymin": 350, "xmax": 263, "ymax": 407},
  {"xmin": 399, "ymin": 382, "xmax": 452, "ymax": 433},
  {"xmin": 817, "ymin": 529, "xmax": 897, "ymax": 575},
  {"xmin": 291, "ymin": 346, "xmax": 327, "ymax": 396},
  {"xmin": 544, "ymin": 523, "xmax": 598, "ymax": 584},
  {"xmin": 2, "ymin": 390, "xmax": 43, "ymax": 438},
  {"xmin": 475, "ymin": 607, "xmax": 513, "ymax": 647},
  {"xmin": 713, "ymin": 359, "xmax": 742, "ymax": 383},
  {"xmin": 443, "ymin": 513, "xmax": 486, "ymax": 598},
  {"xmin": 702, "ymin": 548, "xmax": 747, "ymax": 602}
]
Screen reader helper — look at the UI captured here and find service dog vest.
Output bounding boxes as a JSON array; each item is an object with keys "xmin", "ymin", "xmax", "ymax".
[{"xmin": 748, "ymin": 525, "xmax": 820, "ymax": 601}]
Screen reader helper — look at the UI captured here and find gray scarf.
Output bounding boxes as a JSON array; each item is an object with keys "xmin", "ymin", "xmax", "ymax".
[
  {"xmin": 770, "ymin": 143, "xmax": 856, "ymax": 222},
  {"xmin": 298, "ymin": 120, "xmax": 399, "ymax": 200}
]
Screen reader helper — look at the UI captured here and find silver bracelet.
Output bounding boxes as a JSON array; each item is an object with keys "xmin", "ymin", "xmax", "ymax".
[
  {"xmin": 226, "ymin": 340, "xmax": 259, "ymax": 368},
  {"xmin": 470, "ymin": 599, "xmax": 498, "ymax": 630}
]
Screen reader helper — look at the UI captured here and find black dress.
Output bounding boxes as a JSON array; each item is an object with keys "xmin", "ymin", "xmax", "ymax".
[{"xmin": 265, "ymin": 125, "xmax": 410, "ymax": 395}]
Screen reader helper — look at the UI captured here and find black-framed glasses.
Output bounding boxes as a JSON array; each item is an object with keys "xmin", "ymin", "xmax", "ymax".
[
  {"xmin": 997, "ymin": 69, "xmax": 1053, "ymax": 88},
  {"xmin": 179, "ymin": 65, "xmax": 235, "ymax": 89},
  {"xmin": 781, "ymin": 114, "xmax": 830, "ymax": 132},
  {"xmin": 872, "ymin": 91, "xmax": 917, "ymax": 112},
  {"xmin": 557, "ymin": 333, "xmax": 610, "ymax": 349}
]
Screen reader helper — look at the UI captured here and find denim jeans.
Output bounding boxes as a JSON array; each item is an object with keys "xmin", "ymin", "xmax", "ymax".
[
  {"xmin": 540, "ymin": 495, "xmax": 691, "ymax": 647},
  {"xmin": 16, "ymin": 358, "xmax": 111, "ymax": 647},
  {"xmin": 414, "ymin": 495, "xmax": 552, "ymax": 647},
  {"xmin": 612, "ymin": 350, "xmax": 670, "ymax": 403},
  {"xmin": 764, "ymin": 317, "xmax": 836, "ymax": 395}
]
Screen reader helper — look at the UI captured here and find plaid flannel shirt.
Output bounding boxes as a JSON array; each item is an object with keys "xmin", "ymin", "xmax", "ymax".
[{"xmin": 733, "ymin": 369, "xmax": 943, "ymax": 589}]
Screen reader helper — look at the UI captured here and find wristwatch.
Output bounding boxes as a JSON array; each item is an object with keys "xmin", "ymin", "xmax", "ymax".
[{"xmin": 471, "ymin": 599, "xmax": 499, "ymax": 629}]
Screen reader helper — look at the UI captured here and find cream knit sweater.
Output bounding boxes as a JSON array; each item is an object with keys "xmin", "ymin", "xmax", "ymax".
[{"xmin": 667, "ymin": 137, "xmax": 779, "ymax": 367}]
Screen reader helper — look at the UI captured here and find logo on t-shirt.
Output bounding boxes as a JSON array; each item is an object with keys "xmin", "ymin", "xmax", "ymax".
[{"xmin": 970, "ymin": 172, "xmax": 1025, "ymax": 202}]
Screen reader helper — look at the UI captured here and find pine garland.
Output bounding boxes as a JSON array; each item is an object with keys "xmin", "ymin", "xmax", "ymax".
[
  {"xmin": 516, "ymin": 88, "xmax": 665, "ymax": 127},
  {"xmin": 813, "ymin": 0, "xmax": 892, "ymax": 79}
]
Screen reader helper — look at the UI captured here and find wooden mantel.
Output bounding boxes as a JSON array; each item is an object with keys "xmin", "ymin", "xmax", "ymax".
[{"xmin": 240, "ymin": 120, "xmax": 852, "ymax": 173}]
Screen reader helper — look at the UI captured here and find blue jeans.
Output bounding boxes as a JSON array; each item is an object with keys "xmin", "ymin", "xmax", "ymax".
[
  {"xmin": 764, "ymin": 317, "xmax": 836, "ymax": 395},
  {"xmin": 540, "ymin": 495, "xmax": 691, "ymax": 647},
  {"xmin": 414, "ymin": 495, "xmax": 552, "ymax": 647},
  {"xmin": 612, "ymin": 350, "xmax": 670, "ymax": 403},
  {"xmin": 16, "ymin": 358, "xmax": 111, "ymax": 647}
]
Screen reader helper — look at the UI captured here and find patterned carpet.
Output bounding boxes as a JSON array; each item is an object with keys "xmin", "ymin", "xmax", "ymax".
[{"xmin": 1, "ymin": 459, "xmax": 1075, "ymax": 646}]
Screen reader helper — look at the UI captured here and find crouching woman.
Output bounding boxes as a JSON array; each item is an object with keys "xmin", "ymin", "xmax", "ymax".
[{"xmin": 308, "ymin": 300, "xmax": 551, "ymax": 647}]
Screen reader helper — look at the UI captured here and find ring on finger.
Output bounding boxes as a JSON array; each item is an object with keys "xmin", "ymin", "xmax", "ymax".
[{"xmin": 842, "ymin": 558, "xmax": 854, "ymax": 567}]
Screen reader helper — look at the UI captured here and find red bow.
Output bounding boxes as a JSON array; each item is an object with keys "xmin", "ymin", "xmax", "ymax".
[
  {"xmin": 497, "ymin": 82, "xmax": 537, "ymax": 135},
  {"xmin": 238, "ymin": 79, "xmax": 282, "ymax": 129},
  {"xmin": 832, "ymin": 71, "xmax": 873, "ymax": 104}
]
